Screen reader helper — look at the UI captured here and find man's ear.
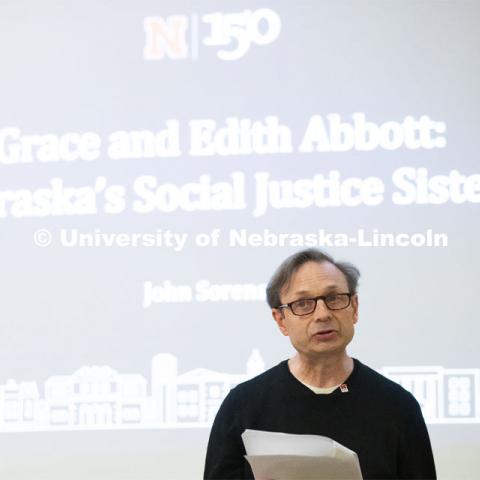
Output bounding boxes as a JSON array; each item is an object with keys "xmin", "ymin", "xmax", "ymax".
[
  {"xmin": 351, "ymin": 294, "xmax": 359, "ymax": 324},
  {"xmin": 272, "ymin": 308, "xmax": 289, "ymax": 336}
]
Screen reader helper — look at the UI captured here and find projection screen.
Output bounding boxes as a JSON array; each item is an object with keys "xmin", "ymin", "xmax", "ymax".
[{"xmin": 0, "ymin": 1, "xmax": 479, "ymax": 479}]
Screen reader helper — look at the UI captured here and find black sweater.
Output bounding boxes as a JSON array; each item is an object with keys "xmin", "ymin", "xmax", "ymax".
[{"xmin": 204, "ymin": 358, "xmax": 436, "ymax": 479}]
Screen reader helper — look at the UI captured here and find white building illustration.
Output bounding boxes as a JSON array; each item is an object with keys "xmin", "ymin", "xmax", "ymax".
[
  {"xmin": 379, "ymin": 365, "xmax": 479, "ymax": 424},
  {"xmin": 0, "ymin": 349, "xmax": 265, "ymax": 432},
  {"xmin": 44, "ymin": 366, "xmax": 148, "ymax": 427},
  {"xmin": 0, "ymin": 350, "xmax": 478, "ymax": 432}
]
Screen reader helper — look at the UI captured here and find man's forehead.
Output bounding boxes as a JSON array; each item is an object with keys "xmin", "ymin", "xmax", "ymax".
[{"xmin": 282, "ymin": 261, "xmax": 348, "ymax": 296}]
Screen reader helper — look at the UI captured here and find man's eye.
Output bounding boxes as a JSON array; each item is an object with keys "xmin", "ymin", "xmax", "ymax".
[
  {"xmin": 294, "ymin": 299, "xmax": 310, "ymax": 308},
  {"xmin": 295, "ymin": 298, "xmax": 312, "ymax": 308},
  {"xmin": 325, "ymin": 295, "xmax": 339, "ymax": 303}
]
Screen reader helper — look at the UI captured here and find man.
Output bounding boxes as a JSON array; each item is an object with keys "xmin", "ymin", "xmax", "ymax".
[{"xmin": 204, "ymin": 248, "xmax": 436, "ymax": 479}]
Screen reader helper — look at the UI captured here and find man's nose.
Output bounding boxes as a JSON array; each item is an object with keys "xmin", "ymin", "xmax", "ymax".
[{"xmin": 313, "ymin": 298, "xmax": 332, "ymax": 320}]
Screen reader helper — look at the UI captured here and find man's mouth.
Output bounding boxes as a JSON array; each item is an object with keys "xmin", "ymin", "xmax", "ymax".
[{"xmin": 312, "ymin": 330, "xmax": 336, "ymax": 339}]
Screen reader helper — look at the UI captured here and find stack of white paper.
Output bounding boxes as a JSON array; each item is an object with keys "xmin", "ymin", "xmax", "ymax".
[{"xmin": 242, "ymin": 429, "xmax": 363, "ymax": 480}]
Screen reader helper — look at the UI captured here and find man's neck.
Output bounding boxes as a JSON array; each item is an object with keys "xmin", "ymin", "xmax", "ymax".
[{"xmin": 288, "ymin": 352, "xmax": 354, "ymax": 388}]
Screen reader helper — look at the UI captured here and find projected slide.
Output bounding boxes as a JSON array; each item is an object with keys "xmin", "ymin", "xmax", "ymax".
[{"xmin": 0, "ymin": 1, "xmax": 478, "ymax": 479}]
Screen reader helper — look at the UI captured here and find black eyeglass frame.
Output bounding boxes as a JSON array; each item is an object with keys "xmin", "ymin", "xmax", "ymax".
[{"xmin": 277, "ymin": 293, "xmax": 353, "ymax": 316}]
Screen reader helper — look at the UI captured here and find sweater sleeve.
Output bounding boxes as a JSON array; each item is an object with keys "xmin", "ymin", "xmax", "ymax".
[
  {"xmin": 397, "ymin": 398, "xmax": 437, "ymax": 479},
  {"xmin": 204, "ymin": 388, "xmax": 247, "ymax": 479}
]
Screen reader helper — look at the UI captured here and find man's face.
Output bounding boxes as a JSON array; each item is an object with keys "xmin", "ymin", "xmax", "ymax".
[{"xmin": 272, "ymin": 261, "xmax": 358, "ymax": 360}]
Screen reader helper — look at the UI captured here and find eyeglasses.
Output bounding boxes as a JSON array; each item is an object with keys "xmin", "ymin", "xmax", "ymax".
[{"xmin": 277, "ymin": 293, "xmax": 352, "ymax": 316}]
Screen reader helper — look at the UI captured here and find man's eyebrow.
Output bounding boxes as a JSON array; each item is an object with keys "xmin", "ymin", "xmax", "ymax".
[
  {"xmin": 292, "ymin": 290, "xmax": 313, "ymax": 296},
  {"xmin": 292, "ymin": 285, "xmax": 342, "ymax": 296}
]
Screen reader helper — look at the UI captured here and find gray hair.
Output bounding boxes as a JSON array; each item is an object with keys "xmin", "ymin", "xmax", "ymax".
[{"xmin": 266, "ymin": 248, "xmax": 360, "ymax": 308}]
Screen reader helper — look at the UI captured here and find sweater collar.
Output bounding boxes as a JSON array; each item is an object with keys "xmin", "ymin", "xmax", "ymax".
[{"xmin": 280, "ymin": 357, "xmax": 361, "ymax": 396}]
